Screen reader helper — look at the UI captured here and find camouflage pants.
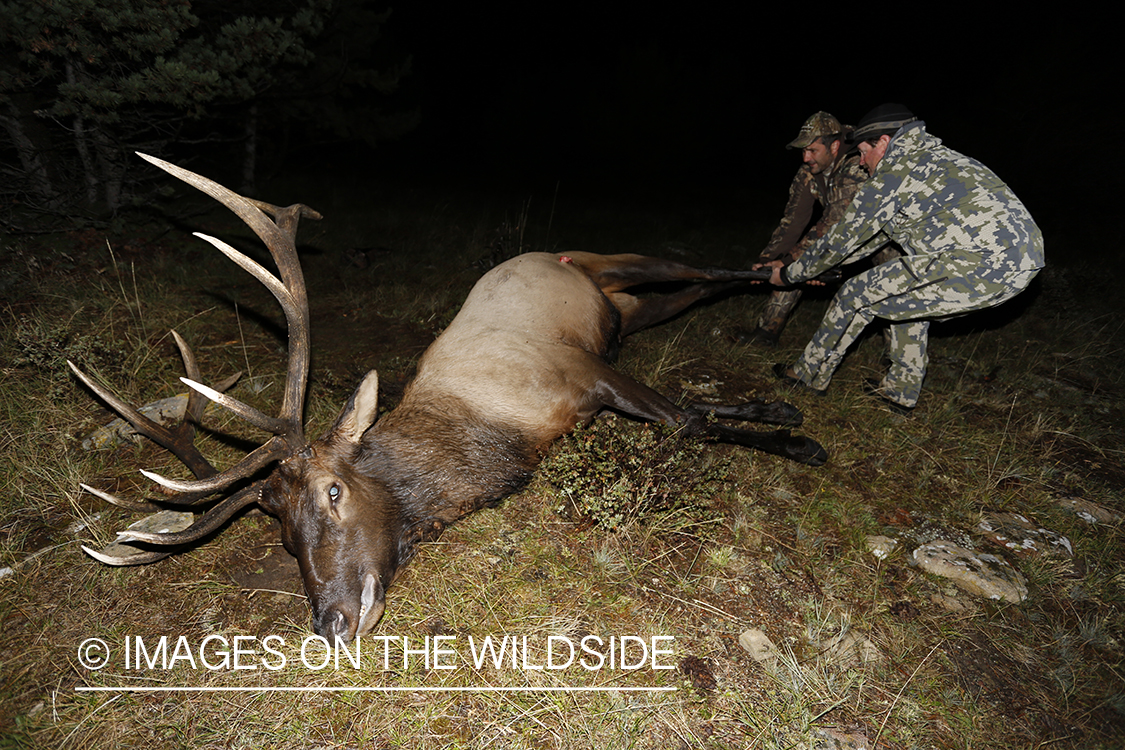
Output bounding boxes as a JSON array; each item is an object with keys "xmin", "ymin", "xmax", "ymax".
[
  {"xmin": 756, "ymin": 288, "xmax": 803, "ymax": 335},
  {"xmin": 790, "ymin": 254, "xmax": 1039, "ymax": 407},
  {"xmin": 756, "ymin": 246, "xmax": 902, "ymax": 336}
]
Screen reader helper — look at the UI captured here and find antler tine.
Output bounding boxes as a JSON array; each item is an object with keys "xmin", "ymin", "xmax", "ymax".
[
  {"xmin": 71, "ymin": 358, "xmax": 251, "ymax": 506},
  {"xmin": 81, "ymin": 483, "xmax": 263, "ymax": 565},
  {"xmin": 137, "ymin": 152, "xmax": 318, "ymax": 446},
  {"xmin": 246, "ymin": 197, "xmax": 324, "ymax": 237},
  {"xmin": 179, "ymin": 376, "xmax": 286, "ymax": 435},
  {"xmin": 189, "ymin": 230, "xmax": 308, "ymax": 442},
  {"xmin": 140, "ymin": 435, "xmax": 290, "ymax": 494},
  {"xmin": 115, "ymin": 484, "xmax": 263, "ymax": 546},
  {"xmin": 82, "ymin": 544, "xmax": 173, "ymax": 567},
  {"xmin": 172, "ymin": 329, "xmax": 206, "ymax": 424},
  {"xmin": 80, "ymin": 483, "xmax": 162, "ymax": 513},
  {"xmin": 172, "ymin": 330, "xmax": 242, "ymax": 427},
  {"xmin": 79, "ymin": 482, "xmax": 218, "ymax": 511},
  {"xmin": 68, "ymin": 359, "xmax": 218, "ymax": 480}
]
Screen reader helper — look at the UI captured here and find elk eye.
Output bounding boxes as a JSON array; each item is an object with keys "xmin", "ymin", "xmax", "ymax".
[{"xmin": 328, "ymin": 483, "xmax": 341, "ymax": 508}]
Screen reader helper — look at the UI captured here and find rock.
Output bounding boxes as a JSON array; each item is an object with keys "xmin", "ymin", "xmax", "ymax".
[
  {"xmin": 865, "ymin": 535, "xmax": 897, "ymax": 560},
  {"xmin": 930, "ymin": 592, "xmax": 973, "ymax": 612},
  {"xmin": 978, "ymin": 512, "xmax": 1073, "ymax": 557},
  {"xmin": 79, "ymin": 372, "xmax": 239, "ymax": 450},
  {"xmin": 94, "ymin": 510, "xmax": 195, "ymax": 558},
  {"xmin": 910, "ymin": 517, "xmax": 973, "ymax": 548},
  {"xmin": 816, "ymin": 630, "xmax": 881, "ymax": 667},
  {"xmin": 739, "ymin": 628, "xmax": 780, "ymax": 671},
  {"xmin": 679, "ymin": 375, "xmax": 723, "ymax": 400},
  {"xmin": 811, "ymin": 726, "xmax": 873, "ymax": 750},
  {"xmin": 911, "ymin": 541, "xmax": 1028, "ymax": 603},
  {"xmin": 779, "ymin": 726, "xmax": 873, "ymax": 750},
  {"xmin": 1057, "ymin": 496, "xmax": 1122, "ymax": 525},
  {"xmin": 80, "ymin": 394, "xmax": 194, "ymax": 449}
]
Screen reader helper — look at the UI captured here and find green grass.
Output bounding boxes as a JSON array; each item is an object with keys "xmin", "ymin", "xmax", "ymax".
[{"xmin": 1, "ymin": 176, "xmax": 1123, "ymax": 748}]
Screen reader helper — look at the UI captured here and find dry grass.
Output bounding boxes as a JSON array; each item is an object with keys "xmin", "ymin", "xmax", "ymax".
[{"xmin": 1, "ymin": 177, "xmax": 1122, "ymax": 749}]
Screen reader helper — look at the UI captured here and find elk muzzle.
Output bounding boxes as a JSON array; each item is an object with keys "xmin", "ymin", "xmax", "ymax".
[{"xmin": 312, "ymin": 571, "xmax": 386, "ymax": 642}]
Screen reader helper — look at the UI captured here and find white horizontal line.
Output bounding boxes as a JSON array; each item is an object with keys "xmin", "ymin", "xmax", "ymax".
[{"xmin": 77, "ymin": 686, "xmax": 677, "ymax": 693}]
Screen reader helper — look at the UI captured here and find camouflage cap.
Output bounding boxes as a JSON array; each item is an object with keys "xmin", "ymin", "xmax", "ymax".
[
  {"xmin": 786, "ymin": 112, "xmax": 843, "ymax": 149},
  {"xmin": 851, "ymin": 103, "xmax": 916, "ymax": 142}
]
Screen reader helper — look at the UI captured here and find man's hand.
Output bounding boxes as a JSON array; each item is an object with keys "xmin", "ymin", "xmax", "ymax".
[
  {"xmin": 758, "ymin": 259, "xmax": 785, "ymax": 286},
  {"xmin": 763, "ymin": 259, "xmax": 829, "ymax": 287},
  {"xmin": 749, "ymin": 259, "xmax": 774, "ymax": 284},
  {"xmin": 748, "ymin": 259, "xmax": 840, "ymax": 287}
]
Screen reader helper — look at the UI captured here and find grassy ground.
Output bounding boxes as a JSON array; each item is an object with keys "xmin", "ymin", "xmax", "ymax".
[{"xmin": 1, "ymin": 171, "xmax": 1122, "ymax": 749}]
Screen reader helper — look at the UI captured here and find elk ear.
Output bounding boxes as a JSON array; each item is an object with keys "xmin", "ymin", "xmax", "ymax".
[{"xmin": 332, "ymin": 370, "xmax": 380, "ymax": 444}]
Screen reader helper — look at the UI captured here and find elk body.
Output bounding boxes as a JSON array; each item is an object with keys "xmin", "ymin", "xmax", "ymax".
[{"xmin": 75, "ymin": 155, "xmax": 827, "ymax": 643}]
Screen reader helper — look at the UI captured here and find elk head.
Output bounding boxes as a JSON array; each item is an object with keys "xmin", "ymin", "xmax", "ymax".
[
  {"xmin": 74, "ymin": 154, "xmax": 394, "ymax": 642},
  {"xmin": 256, "ymin": 370, "xmax": 404, "ymax": 640}
]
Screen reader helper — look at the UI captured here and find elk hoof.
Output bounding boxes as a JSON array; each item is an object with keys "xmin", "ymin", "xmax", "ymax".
[
  {"xmin": 766, "ymin": 401, "xmax": 804, "ymax": 427},
  {"xmin": 792, "ymin": 437, "xmax": 828, "ymax": 466}
]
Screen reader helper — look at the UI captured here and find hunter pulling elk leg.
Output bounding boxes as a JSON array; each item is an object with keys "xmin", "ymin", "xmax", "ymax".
[{"xmin": 74, "ymin": 154, "xmax": 827, "ymax": 643}]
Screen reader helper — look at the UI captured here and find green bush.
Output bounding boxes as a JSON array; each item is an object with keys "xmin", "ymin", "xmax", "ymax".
[{"xmin": 539, "ymin": 416, "xmax": 730, "ymax": 529}]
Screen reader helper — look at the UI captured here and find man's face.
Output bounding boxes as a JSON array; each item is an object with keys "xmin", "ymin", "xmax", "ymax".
[
  {"xmin": 802, "ymin": 139, "xmax": 837, "ymax": 175},
  {"xmin": 858, "ymin": 135, "xmax": 891, "ymax": 175}
]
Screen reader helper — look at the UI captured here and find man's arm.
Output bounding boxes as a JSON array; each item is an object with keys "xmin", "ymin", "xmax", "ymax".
[
  {"xmin": 809, "ymin": 157, "xmax": 867, "ymax": 242},
  {"xmin": 759, "ymin": 168, "xmax": 817, "ymax": 263},
  {"xmin": 780, "ymin": 172, "xmax": 899, "ymax": 284}
]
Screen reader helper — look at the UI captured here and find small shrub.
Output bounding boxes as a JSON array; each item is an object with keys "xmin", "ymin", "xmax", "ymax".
[
  {"xmin": 11, "ymin": 318, "xmax": 120, "ymax": 372},
  {"xmin": 539, "ymin": 416, "xmax": 730, "ymax": 529},
  {"xmin": 8, "ymin": 315, "xmax": 131, "ymax": 400}
]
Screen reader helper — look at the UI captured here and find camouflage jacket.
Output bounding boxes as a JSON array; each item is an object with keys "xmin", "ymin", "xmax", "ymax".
[
  {"xmin": 759, "ymin": 146, "xmax": 867, "ymax": 262},
  {"xmin": 784, "ymin": 123, "xmax": 1045, "ymax": 284}
]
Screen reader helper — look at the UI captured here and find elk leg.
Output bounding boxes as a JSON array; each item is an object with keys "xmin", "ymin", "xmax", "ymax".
[
  {"xmin": 565, "ymin": 252, "xmax": 760, "ymax": 292},
  {"xmin": 609, "ymin": 280, "xmax": 747, "ymax": 336},
  {"xmin": 590, "ymin": 366, "xmax": 827, "ymax": 466},
  {"xmin": 706, "ymin": 423, "xmax": 828, "ymax": 466},
  {"xmin": 686, "ymin": 400, "xmax": 804, "ymax": 427}
]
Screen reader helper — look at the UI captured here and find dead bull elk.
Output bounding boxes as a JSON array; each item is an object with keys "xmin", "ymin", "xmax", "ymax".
[{"xmin": 73, "ymin": 154, "xmax": 827, "ymax": 642}]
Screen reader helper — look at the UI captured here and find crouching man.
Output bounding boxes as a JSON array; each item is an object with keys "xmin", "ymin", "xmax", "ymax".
[
  {"xmin": 768, "ymin": 103, "xmax": 1044, "ymax": 413},
  {"xmin": 744, "ymin": 112, "xmax": 871, "ymax": 347}
]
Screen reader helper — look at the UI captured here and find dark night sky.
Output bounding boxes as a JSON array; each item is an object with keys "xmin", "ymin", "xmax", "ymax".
[{"xmin": 367, "ymin": 7, "xmax": 1107, "ymax": 260}]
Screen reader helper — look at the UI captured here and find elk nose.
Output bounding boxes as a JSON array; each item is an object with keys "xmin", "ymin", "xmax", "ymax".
[
  {"xmin": 355, "ymin": 573, "xmax": 385, "ymax": 636},
  {"xmin": 317, "ymin": 608, "xmax": 354, "ymax": 643}
]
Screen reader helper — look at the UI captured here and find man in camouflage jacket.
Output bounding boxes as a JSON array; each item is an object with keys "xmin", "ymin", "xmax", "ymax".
[
  {"xmin": 746, "ymin": 112, "xmax": 897, "ymax": 346},
  {"xmin": 769, "ymin": 104, "xmax": 1044, "ymax": 412}
]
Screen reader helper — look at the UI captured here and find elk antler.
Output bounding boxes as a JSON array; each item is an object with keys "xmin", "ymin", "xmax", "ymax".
[
  {"xmin": 76, "ymin": 152, "xmax": 321, "ymax": 565},
  {"xmin": 69, "ymin": 330, "xmax": 237, "ymax": 498}
]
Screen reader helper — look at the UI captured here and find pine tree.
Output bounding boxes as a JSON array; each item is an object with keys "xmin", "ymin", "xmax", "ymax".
[{"xmin": 0, "ymin": 0, "xmax": 410, "ymax": 226}]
